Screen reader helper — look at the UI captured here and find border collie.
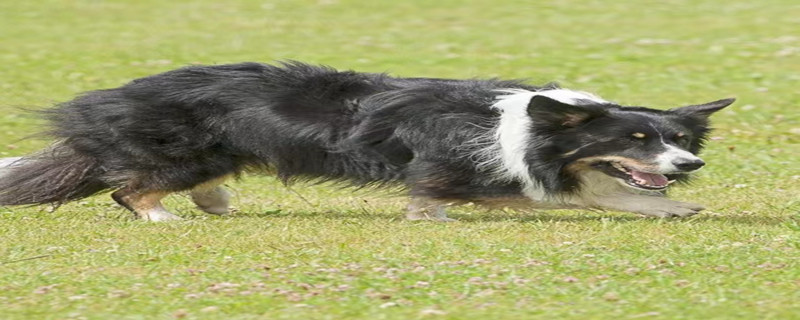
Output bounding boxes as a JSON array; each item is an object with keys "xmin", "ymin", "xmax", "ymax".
[{"xmin": 0, "ymin": 62, "xmax": 734, "ymax": 221}]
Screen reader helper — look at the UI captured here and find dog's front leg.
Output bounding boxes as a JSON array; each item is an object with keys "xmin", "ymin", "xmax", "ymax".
[
  {"xmin": 573, "ymin": 194, "xmax": 705, "ymax": 218},
  {"xmin": 406, "ymin": 197, "xmax": 456, "ymax": 222}
]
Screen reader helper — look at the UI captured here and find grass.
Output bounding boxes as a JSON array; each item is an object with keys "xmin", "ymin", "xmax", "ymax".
[{"xmin": 1, "ymin": 0, "xmax": 799, "ymax": 319}]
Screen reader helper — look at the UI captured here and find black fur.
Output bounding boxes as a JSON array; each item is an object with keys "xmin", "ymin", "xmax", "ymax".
[
  {"xmin": 0, "ymin": 62, "xmax": 540, "ymax": 205},
  {"xmin": 0, "ymin": 61, "xmax": 731, "ymax": 218}
]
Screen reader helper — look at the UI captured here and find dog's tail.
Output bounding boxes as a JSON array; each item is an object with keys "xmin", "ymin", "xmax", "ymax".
[{"xmin": 0, "ymin": 145, "xmax": 108, "ymax": 206}]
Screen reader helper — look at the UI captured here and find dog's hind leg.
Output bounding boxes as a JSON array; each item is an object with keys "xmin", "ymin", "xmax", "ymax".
[
  {"xmin": 111, "ymin": 188, "xmax": 181, "ymax": 221},
  {"xmin": 406, "ymin": 197, "xmax": 455, "ymax": 222},
  {"xmin": 190, "ymin": 176, "xmax": 232, "ymax": 215},
  {"xmin": 109, "ymin": 162, "xmax": 238, "ymax": 220}
]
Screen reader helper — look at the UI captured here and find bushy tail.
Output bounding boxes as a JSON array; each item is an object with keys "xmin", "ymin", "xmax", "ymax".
[{"xmin": 0, "ymin": 145, "xmax": 108, "ymax": 206}]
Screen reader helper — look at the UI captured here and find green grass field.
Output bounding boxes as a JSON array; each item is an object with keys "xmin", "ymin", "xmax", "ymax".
[{"xmin": 1, "ymin": 0, "xmax": 799, "ymax": 319}]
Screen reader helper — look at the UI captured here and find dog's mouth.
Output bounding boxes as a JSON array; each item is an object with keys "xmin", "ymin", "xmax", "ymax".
[{"xmin": 592, "ymin": 161, "xmax": 674, "ymax": 191}]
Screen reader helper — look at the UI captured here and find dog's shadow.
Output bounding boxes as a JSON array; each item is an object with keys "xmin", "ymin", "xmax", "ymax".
[{"xmin": 225, "ymin": 208, "xmax": 794, "ymax": 226}]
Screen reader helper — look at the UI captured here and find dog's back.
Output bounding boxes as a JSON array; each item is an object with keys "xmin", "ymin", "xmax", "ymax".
[{"xmin": 0, "ymin": 62, "xmax": 534, "ymax": 220}]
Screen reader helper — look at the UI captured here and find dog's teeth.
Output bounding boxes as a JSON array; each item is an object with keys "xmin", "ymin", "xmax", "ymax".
[
  {"xmin": 611, "ymin": 163, "xmax": 628, "ymax": 172},
  {"xmin": 667, "ymin": 179, "xmax": 677, "ymax": 185}
]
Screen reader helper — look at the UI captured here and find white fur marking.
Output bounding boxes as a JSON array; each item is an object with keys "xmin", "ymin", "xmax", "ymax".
[
  {"xmin": 479, "ymin": 89, "xmax": 608, "ymax": 201},
  {"xmin": 144, "ymin": 206, "xmax": 183, "ymax": 221},
  {"xmin": 495, "ymin": 88, "xmax": 608, "ymax": 105},
  {"xmin": 0, "ymin": 157, "xmax": 24, "ymax": 168},
  {"xmin": 656, "ymin": 144, "xmax": 701, "ymax": 173},
  {"xmin": 648, "ymin": 123, "xmax": 701, "ymax": 173},
  {"xmin": 0, "ymin": 157, "xmax": 24, "ymax": 178}
]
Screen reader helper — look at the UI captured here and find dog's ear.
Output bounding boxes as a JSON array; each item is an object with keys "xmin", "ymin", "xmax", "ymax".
[
  {"xmin": 527, "ymin": 95, "xmax": 606, "ymax": 128},
  {"xmin": 670, "ymin": 98, "xmax": 735, "ymax": 119}
]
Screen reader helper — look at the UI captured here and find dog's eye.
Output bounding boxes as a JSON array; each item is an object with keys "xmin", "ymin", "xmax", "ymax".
[
  {"xmin": 673, "ymin": 132, "xmax": 689, "ymax": 146},
  {"xmin": 630, "ymin": 132, "xmax": 646, "ymax": 139},
  {"xmin": 624, "ymin": 132, "xmax": 647, "ymax": 144}
]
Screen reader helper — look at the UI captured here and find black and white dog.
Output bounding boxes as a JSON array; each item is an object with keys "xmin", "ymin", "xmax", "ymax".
[{"xmin": 0, "ymin": 62, "xmax": 733, "ymax": 221}]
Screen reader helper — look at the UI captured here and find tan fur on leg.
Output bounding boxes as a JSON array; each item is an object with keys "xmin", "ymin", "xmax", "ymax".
[{"xmin": 112, "ymin": 189, "xmax": 181, "ymax": 221}]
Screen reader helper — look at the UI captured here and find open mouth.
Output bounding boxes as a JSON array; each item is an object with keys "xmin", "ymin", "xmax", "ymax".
[{"xmin": 592, "ymin": 161, "xmax": 675, "ymax": 191}]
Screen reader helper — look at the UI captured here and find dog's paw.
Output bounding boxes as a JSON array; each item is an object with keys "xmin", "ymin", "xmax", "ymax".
[
  {"xmin": 585, "ymin": 195, "xmax": 706, "ymax": 218},
  {"xmin": 140, "ymin": 208, "xmax": 183, "ymax": 221},
  {"xmin": 191, "ymin": 187, "xmax": 231, "ymax": 215},
  {"xmin": 406, "ymin": 197, "xmax": 456, "ymax": 222},
  {"xmin": 636, "ymin": 201, "xmax": 705, "ymax": 218}
]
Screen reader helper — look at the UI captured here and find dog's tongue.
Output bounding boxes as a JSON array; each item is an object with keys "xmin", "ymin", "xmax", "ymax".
[{"xmin": 630, "ymin": 170, "xmax": 669, "ymax": 187}]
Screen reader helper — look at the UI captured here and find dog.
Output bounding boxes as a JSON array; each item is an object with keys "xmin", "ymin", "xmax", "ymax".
[{"xmin": 0, "ymin": 62, "xmax": 734, "ymax": 221}]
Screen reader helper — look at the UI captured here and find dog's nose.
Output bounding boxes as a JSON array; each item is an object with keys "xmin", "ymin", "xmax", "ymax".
[{"xmin": 672, "ymin": 158, "xmax": 705, "ymax": 171}]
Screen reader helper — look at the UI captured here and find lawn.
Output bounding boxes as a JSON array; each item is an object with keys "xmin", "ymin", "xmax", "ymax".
[{"xmin": 1, "ymin": 0, "xmax": 799, "ymax": 319}]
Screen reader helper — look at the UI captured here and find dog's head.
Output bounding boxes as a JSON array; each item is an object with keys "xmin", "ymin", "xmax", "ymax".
[{"xmin": 526, "ymin": 94, "xmax": 734, "ymax": 192}]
